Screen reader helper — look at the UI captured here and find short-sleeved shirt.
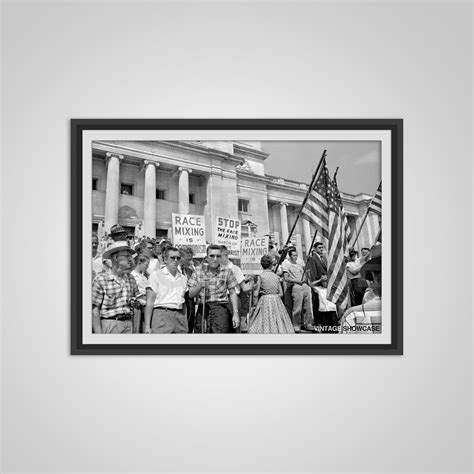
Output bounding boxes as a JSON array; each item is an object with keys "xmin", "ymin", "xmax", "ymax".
[
  {"xmin": 92, "ymin": 271, "xmax": 138, "ymax": 318},
  {"xmin": 146, "ymin": 267, "xmax": 187, "ymax": 309},
  {"xmin": 281, "ymin": 259, "xmax": 305, "ymax": 282},
  {"xmin": 131, "ymin": 270, "xmax": 149, "ymax": 297},
  {"xmin": 346, "ymin": 259, "xmax": 363, "ymax": 279},
  {"xmin": 187, "ymin": 266, "xmax": 238, "ymax": 303},
  {"xmin": 223, "ymin": 261, "xmax": 245, "ymax": 295}
]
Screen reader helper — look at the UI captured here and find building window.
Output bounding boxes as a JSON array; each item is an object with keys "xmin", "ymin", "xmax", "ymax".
[
  {"xmin": 92, "ymin": 177, "xmax": 98, "ymax": 191},
  {"xmin": 189, "ymin": 193, "xmax": 195, "ymax": 204},
  {"xmin": 156, "ymin": 189, "xmax": 166, "ymax": 200},
  {"xmin": 121, "ymin": 183, "xmax": 133, "ymax": 195},
  {"xmin": 238, "ymin": 198, "xmax": 250, "ymax": 213}
]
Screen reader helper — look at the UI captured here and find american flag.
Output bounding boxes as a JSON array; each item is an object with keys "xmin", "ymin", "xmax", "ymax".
[
  {"xmin": 368, "ymin": 182, "xmax": 382, "ymax": 216},
  {"xmin": 333, "ymin": 178, "xmax": 354, "ymax": 247},
  {"xmin": 303, "ymin": 158, "xmax": 349, "ymax": 307},
  {"xmin": 324, "ymin": 162, "xmax": 350, "ymax": 307},
  {"xmin": 301, "ymin": 163, "xmax": 330, "ymax": 239}
]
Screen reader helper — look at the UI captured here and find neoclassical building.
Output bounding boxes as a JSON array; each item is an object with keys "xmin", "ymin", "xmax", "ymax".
[{"xmin": 92, "ymin": 140, "xmax": 380, "ymax": 257}]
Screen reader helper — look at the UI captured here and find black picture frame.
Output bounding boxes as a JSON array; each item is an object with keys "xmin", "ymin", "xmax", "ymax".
[{"xmin": 71, "ymin": 119, "xmax": 403, "ymax": 355}]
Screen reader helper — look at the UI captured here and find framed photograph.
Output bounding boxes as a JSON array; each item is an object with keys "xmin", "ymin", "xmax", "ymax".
[{"xmin": 71, "ymin": 119, "xmax": 403, "ymax": 355}]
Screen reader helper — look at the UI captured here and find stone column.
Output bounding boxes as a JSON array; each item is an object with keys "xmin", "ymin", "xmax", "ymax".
[
  {"xmin": 104, "ymin": 153, "xmax": 123, "ymax": 233},
  {"xmin": 143, "ymin": 160, "xmax": 158, "ymax": 238},
  {"xmin": 295, "ymin": 234, "xmax": 303, "ymax": 260},
  {"xmin": 302, "ymin": 218, "xmax": 312, "ymax": 255},
  {"xmin": 178, "ymin": 167, "xmax": 191, "ymax": 214},
  {"xmin": 279, "ymin": 202, "xmax": 289, "ymax": 244}
]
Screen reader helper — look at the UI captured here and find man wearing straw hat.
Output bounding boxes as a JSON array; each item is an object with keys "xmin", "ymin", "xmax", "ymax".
[{"xmin": 91, "ymin": 241, "xmax": 139, "ymax": 334}]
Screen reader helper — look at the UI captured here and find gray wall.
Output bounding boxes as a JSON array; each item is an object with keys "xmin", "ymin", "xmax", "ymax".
[{"xmin": 1, "ymin": 1, "xmax": 472, "ymax": 473}]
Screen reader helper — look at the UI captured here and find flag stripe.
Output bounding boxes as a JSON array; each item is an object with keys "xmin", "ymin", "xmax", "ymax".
[
  {"xmin": 301, "ymin": 179, "xmax": 330, "ymax": 238},
  {"xmin": 327, "ymin": 213, "xmax": 348, "ymax": 305},
  {"xmin": 301, "ymin": 158, "xmax": 351, "ymax": 308},
  {"xmin": 368, "ymin": 182, "xmax": 382, "ymax": 216}
]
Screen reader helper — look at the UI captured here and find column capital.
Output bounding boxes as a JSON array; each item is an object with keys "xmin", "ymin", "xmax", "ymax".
[
  {"xmin": 280, "ymin": 202, "xmax": 288, "ymax": 207},
  {"xmin": 105, "ymin": 152, "xmax": 123, "ymax": 160},
  {"xmin": 105, "ymin": 152, "xmax": 123, "ymax": 166},
  {"xmin": 141, "ymin": 160, "xmax": 159, "ymax": 172},
  {"xmin": 173, "ymin": 166, "xmax": 192, "ymax": 179}
]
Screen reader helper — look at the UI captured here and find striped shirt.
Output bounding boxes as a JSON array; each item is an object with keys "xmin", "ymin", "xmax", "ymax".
[{"xmin": 92, "ymin": 271, "xmax": 138, "ymax": 318}]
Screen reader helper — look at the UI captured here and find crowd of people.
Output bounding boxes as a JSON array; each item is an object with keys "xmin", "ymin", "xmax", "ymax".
[{"xmin": 91, "ymin": 224, "xmax": 381, "ymax": 334}]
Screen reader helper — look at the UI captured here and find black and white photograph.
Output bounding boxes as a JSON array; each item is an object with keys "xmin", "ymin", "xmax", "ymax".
[
  {"xmin": 4, "ymin": 1, "xmax": 472, "ymax": 473},
  {"xmin": 72, "ymin": 119, "xmax": 403, "ymax": 355}
]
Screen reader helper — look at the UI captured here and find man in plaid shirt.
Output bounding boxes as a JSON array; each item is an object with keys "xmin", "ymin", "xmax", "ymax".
[
  {"xmin": 92, "ymin": 241, "xmax": 138, "ymax": 334},
  {"xmin": 188, "ymin": 244, "xmax": 240, "ymax": 333}
]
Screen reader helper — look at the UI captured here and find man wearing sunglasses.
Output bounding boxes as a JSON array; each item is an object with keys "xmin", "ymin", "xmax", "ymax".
[
  {"xmin": 188, "ymin": 244, "xmax": 240, "ymax": 333},
  {"xmin": 143, "ymin": 246, "xmax": 188, "ymax": 333}
]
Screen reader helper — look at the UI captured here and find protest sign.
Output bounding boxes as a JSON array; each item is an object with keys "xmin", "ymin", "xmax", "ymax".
[
  {"xmin": 241, "ymin": 236, "xmax": 269, "ymax": 274},
  {"xmin": 215, "ymin": 216, "xmax": 241, "ymax": 257},
  {"xmin": 172, "ymin": 213, "xmax": 206, "ymax": 257}
]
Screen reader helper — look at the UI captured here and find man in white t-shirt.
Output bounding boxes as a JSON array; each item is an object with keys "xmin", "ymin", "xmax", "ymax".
[
  {"xmin": 144, "ymin": 246, "xmax": 188, "ymax": 333},
  {"xmin": 281, "ymin": 248, "xmax": 315, "ymax": 332}
]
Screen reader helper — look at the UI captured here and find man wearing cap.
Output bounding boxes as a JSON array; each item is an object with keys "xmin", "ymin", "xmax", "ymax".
[
  {"xmin": 91, "ymin": 241, "xmax": 139, "ymax": 334},
  {"xmin": 188, "ymin": 244, "xmax": 240, "ymax": 333},
  {"xmin": 143, "ymin": 246, "xmax": 188, "ymax": 334},
  {"xmin": 109, "ymin": 224, "xmax": 128, "ymax": 242}
]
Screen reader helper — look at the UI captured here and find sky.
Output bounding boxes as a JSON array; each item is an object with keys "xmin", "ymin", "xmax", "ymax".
[{"xmin": 261, "ymin": 141, "xmax": 381, "ymax": 196}]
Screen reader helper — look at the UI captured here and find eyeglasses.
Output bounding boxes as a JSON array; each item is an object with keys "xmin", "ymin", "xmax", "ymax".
[
  {"xmin": 168, "ymin": 256, "xmax": 181, "ymax": 261},
  {"xmin": 208, "ymin": 254, "xmax": 221, "ymax": 259}
]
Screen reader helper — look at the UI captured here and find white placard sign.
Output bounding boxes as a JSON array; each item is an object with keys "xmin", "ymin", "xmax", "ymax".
[
  {"xmin": 172, "ymin": 213, "xmax": 207, "ymax": 258},
  {"xmin": 240, "ymin": 236, "xmax": 269, "ymax": 274},
  {"xmin": 215, "ymin": 216, "xmax": 241, "ymax": 257}
]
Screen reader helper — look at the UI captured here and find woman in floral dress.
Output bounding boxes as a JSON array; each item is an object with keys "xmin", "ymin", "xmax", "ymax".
[{"xmin": 248, "ymin": 255, "xmax": 295, "ymax": 334}]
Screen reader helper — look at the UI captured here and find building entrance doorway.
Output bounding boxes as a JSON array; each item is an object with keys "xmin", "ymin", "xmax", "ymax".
[{"xmin": 156, "ymin": 229, "xmax": 169, "ymax": 240}]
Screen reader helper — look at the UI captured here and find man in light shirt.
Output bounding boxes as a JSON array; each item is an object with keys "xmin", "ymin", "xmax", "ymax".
[
  {"xmin": 281, "ymin": 248, "xmax": 315, "ymax": 332},
  {"xmin": 144, "ymin": 246, "xmax": 188, "ymax": 334},
  {"xmin": 346, "ymin": 248, "xmax": 370, "ymax": 306}
]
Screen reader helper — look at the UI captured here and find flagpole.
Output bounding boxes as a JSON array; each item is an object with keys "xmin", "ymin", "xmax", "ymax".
[
  {"xmin": 350, "ymin": 181, "xmax": 381, "ymax": 248},
  {"xmin": 274, "ymin": 149, "xmax": 326, "ymax": 274},
  {"xmin": 372, "ymin": 228, "xmax": 381, "ymax": 247},
  {"xmin": 300, "ymin": 229, "xmax": 318, "ymax": 283}
]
